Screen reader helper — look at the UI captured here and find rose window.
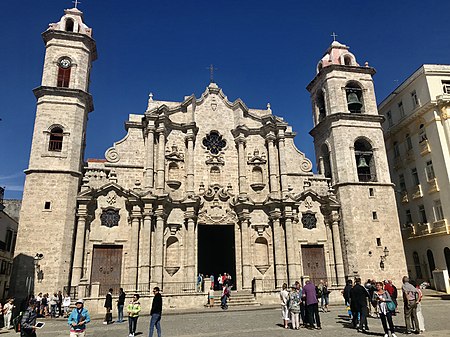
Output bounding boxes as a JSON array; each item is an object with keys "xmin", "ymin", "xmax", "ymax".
[{"xmin": 202, "ymin": 131, "xmax": 226, "ymax": 155}]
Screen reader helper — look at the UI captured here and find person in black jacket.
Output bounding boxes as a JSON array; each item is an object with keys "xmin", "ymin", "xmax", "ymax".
[
  {"xmin": 350, "ymin": 278, "xmax": 370, "ymax": 332},
  {"xmin": 20, "ymin": 299, "xmax": 38, "ymax": 337},
  {"xmin": 149, "ymin": 287, "xmax": 162, "ymax": 337},
  {"xmin": 117, "ymin": 288, "xmax": 126, "ymax": 323},
  {"xmin": 343, "ymin": 279, "xmax": 353, "ymax": 318},
  {"xmin": 103, "ymin": 288, "xmax": 113, "ymax": 324}
]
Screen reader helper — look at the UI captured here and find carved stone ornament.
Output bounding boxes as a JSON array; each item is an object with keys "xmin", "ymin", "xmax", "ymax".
[
  {"xmin": 304, "ymin": 196, "xmax": 313, "ymax": 209},
  {"xmin": 202, "ymin": 131, "xmax": 226, "ymax": 155},
  {"xmin": 100, "ymin": 208, "xmax": 120, "ymax": 228},
  {"xmin": 247, "ymin": 149, "xmax": 267, "ymax": 165},
  {"xmin": 205, "ymin": 155, "xmax": 225, "ymax": 166},
  {"xmin": 106, "ymin": 190, "xmax": 117, "ymax": 206},
  {"xmin": 105, "ymin": 147, "xmax": 120, "ymax": 163},
  {"xmin": 165, "ymin": 145, "xmax": 184, "ymax": 162},
  {"xmin": 301, "ymin": 212, "xmax": 317, "ymax": 230},
  {"xmin": 252, "ymin": 223, "xmax": 269, "ymax": 236},
  {"xmin": 255, "ymin": 265, "xmax": 270, "ymax": 275},
  {"xmin": 211, "ymin": 97, "xmax": 218, "ymax": 111},
  {"xmin": 165, "ymin": 266, "xmax": 180, "ymax": 277}
]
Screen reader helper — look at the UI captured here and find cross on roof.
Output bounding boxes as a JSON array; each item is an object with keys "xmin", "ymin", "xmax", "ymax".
[
  {"xmin": 207, "ymin": 64, "xmax": 218, "ymax": 83},
  {"xmin": 331, "ymin": 32, "xmax": 338, "ymax": 41},
  {"xmin": 73, "ymin": 0, "xmax": 81, "ymax": 8}
]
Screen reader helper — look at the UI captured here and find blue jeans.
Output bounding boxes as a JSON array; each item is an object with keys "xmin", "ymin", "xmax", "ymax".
[
  {"xmin": 117, "ymin": 304, "xmax": 124, "ymax": 322},
  {"xmin": 149, "ymin": 313, "xmax": 161, "ymax": 337}
]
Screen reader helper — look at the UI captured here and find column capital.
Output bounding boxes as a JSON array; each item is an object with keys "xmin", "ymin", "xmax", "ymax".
[
  {"xmin": 269, "ymin": 210, "xmax": 282, "ymax": 220},
  {"xmin": 155, "ymin": 208, "xmax": 167, "ymax": 220},
  {"xmin": 184, "ymin": 210, "xmax": 197, "ymax": 221},
  {"xmin": 234, "ymin": 135, "xmax": 247, "ymax": 145},
  {"xmin": 265, "ymin": 133, "xmax": 276, "ymax": 142}
]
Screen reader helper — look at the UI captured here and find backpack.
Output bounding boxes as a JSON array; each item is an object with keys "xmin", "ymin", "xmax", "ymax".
[
  {"xmin": 316, "ymin": 286, "xmax": 323, "ymax": 298},
  {"xmin": 13, "ymin": 312, "xmax": 23, "ymax": 333}
]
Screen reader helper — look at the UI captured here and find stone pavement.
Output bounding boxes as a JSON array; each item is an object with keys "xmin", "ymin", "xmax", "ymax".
[{"xmin": 4, "ymin": 298, "xmax": 450, "ymax": 337}]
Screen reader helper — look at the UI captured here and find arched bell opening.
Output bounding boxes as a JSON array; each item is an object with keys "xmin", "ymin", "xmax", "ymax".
[
  {"xmin": 345, "ymin": 82, "xmax": 364, "ymax": 113},
  {"xmin": 354, "ymin": 138, "xmax": 376, "ymax": 182},
  {"xmin": 320, "ymin": 144, "xmax": 332, "ymax": 179},
  {"xmin": 65, "ymin": 18, "xmax": 74, "ymax": 32},
  {"xmin": 316, "ymin": 90, "xmax": 326, "ymax": 122}
]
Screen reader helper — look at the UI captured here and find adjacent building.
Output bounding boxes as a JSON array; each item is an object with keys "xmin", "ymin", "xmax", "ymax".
[{"xmin": 379, "ymin": 65, "xmax": 450, "ymax": 290}]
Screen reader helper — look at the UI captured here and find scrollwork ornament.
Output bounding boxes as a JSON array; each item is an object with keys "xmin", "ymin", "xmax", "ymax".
[{"xmin": 105, "ymin": 147, "xmax": 120, "ymax": 163}]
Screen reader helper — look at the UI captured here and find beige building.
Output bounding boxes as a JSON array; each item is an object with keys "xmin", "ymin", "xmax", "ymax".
[
  {"xmin": 379, "ymin": 65, "xmax": 450, "ymax": 292},
  {"xmin": 0, "ymin": 188, "xmax": 18, "ymax": 300},
  {"xmin": 12, "ymin": 7, "xmax": 407, "ymax": 308}
]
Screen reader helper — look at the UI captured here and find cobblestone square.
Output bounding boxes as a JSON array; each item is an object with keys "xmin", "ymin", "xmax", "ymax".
[{"xmin": 9, "ymin": 296, "xmax": 450, "ymax": 337}]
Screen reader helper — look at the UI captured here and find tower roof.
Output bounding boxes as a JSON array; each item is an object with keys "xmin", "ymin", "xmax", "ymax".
[
  {"xmin": 47, "ymin": 7, "xmax": 93, "ymax": 37},
  {"xmin": 316, "ymin": 40, "xmax": 359, "ymax": 73}
]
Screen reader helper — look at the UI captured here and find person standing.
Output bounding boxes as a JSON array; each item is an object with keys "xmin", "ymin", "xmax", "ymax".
[
  {"xmin": 197, "ymin": 274, "xmax": 203, "ymax": 292},
  {"xmin": 68, "ymin": 299, "xmax": 90, "ymax": 337},
  {"xmin": 3, "ymin": 298, "xmax": 15, "ymax": 329},
  {"xmin": 343, "ymin": 279, "xmax": 353, "ymax": 318},
  {"xmin": 302, "ymin": 280, "xmax": 321, "ymax": 330},
  {"xmin": 321, "ymin": 280, "xmax": 330, "ymax": 312},
  {"xmin": 57, "ymin": 291, "xmax": 63, "ymax": 318},
  {"xmin": 402, "ymin": 276, "xmax": 420, "ymax": 334},
  {"xmin": 279, "ymin": 283, "xmax": 289, "ymax": 329},
  {"xmin": 350, "ymin": 277, "xmax": 370, "ymax": 332},
  {"xmin": 295, "ymin": 281, "xmax": 306, "ymax": 327},
  {"xmin": 103, "ymin": 288, "xmax": 113, "ymax": 324},
  {"xmin": 218, "ymin": 274, "xmax": 223, "ymax": 290},
  {"xmin": 149, "ymin": 287, "xmax": 162, "ymax": 337},
  {"xmin": 372, "ymin": 282, "xmax": 397, "ymax": 337},
  {"xmin": 127, "ymin": 294, "xmax": 141, "ymax": 337},
  {"xmin": 62, "ymin": 293, "xmax": 71, "ymax": 318},
  {"xmin": 49, "ymin": 293, "xmax": 58, "ymax": 318},
  {"xmin": 20, "ymin": 299, "xmax": 38, "ymax": 337},
  {"xmin": 117, "ymin": 288, "xmax": 126, "ymax": 323},
  {"xmin": 210, "ymin": 274, "xmax": 214, "ymax": 289},
  {"xmin": 288, "ymin": 284, "xmax": 301, "ymax": 329},
  {"xmin": 220, "ymin": 284, "xmax": 230, "ymax": 310},
  {"xmin": 208, "ymin": 287, "xmax": 215, "ymax": 308}
]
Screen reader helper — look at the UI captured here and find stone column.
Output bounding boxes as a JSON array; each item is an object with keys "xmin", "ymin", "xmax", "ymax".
[
  {"xmin": 156, "ymin": 127, "xmax": 166, "ymax": 193},
  {"xmin": 277, "ymin": 130, "xmax": 288, "ymax": 195},
  {"xmin": 284, "ymin": 206, "xmax": 298, "ymax": 284},
  {"xmin": 185, "ymin": 131, "xmax": 195, "ymax": 195},
  {"xmin": 184, "ymin": 210, "xmax": 196, "ymax": 283},
  {"xmin": 266, "ymin": 133, "xmax": 279, "ymax": 196},
  {"xmin": 127, "ymin": 204, "xmax": 141, "ymax": 288},
  {"xmin": 270, "ymin": 211, "xmax": 287, "ymax": 287},
  {"xmin": 331, "ymin": 211, "xmax": 346, "ymax": 286},
  {"xmin": 72, "ymin": 204, "xmax": 88, "ymax": 286},
  {"xmin": 138, "ymin": 206, "xmax": 152, "ymax": 286},
  {"xmin": 236, "ymin": 137, "xmax": 248, "ymax": 196},
  {"xmin": 239, "ymin": 214, "xmax": 252, "ymax": 290},
  {"xmin": 325, "ymin": 223, "xmax": 337, "ymax": 286},
  {"xmin": 144, "ymin": 126, "xmax": 155, "ymax": 188},
  {"xmin": 152, "ymin": 206, "xmax": 165, "ymax": 287}
]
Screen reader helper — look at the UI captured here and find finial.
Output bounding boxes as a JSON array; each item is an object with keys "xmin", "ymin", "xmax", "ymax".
[
  {"xmin": 267, "ymin": 103, "xmax": 271, "ymax": 112},
  {"xmin": 73, "ymin": 0, "xmax": 81, "ymax": 8},
  {"xmin": 149, "ymin": 92, "xmax": 154, "ymax": 101},
  {"xmin": 207, "ymin": 64, "xmax": 218, "ymax": 83},
  {"xmin": 364, "ymin": 61, "xmax": 369, "ymax": 67},
  {"xmin": 331, "ymin": 32, "xmax": 338, "ymax": 41}
]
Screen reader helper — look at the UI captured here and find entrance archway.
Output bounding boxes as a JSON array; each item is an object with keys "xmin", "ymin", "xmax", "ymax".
[{"xmin": 198, "ymin": 224, "xmax": 236, "ymax": 289}]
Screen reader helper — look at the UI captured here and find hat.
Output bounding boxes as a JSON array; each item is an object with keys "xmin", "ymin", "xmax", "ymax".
[
  {"xmin": 290, "ymin": 284, "xmax": 296, "ymax": 288},
  {"xmin": 75, "ymin": 299, "xmax": 84, "ymax": 304}
]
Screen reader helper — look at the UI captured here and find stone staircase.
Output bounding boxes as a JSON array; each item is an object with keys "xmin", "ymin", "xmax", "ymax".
[{"xmin": 227, "ymin": 291, "xmax": 261, "ymax": 307}]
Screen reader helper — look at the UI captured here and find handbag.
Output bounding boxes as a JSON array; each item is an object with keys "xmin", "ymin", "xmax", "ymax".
[{"xmin": 386, "ymin": 300, "xmax": 396, "ymax": 312}]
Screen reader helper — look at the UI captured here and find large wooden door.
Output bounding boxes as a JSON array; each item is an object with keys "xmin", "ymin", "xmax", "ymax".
[
  {"xmin": 301, "ymin": 245, "xmax": 327, "ymax": 284},
  {"xmin": 91, "ymin": 245, "xmax": 123, "ymax": 294}
]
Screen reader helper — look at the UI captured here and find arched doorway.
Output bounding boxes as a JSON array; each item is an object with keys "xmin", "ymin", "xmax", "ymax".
[
  {"xmin": 427, "ymin": 249, "xmax": 436, "ymax": 277},
  {"xmin": 444, "ymin": 247, "xmax": 450, "ymax": 273}
]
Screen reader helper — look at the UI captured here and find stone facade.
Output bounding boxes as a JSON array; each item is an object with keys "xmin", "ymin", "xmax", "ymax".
[{"xmin": 13, "ymin": 8, "xmax": 407, "ymax": 304}]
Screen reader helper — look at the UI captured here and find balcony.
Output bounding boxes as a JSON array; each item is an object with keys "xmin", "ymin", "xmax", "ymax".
[
  {"xmin": 419, "ymin": 140, "xmax": 431, "ymax": 156},
  {"xmin": 427, "ymin": 178, "xmax": 439, "ymax": 194},
  {"xmin": 431, "ymin": 219, "xmax": 449, "ymax": 234},
  {"xmin": 411, "ymin": 185, "xmax": 423, "ymax": 199},
  {"xmin": 401, "ymin": 191, "xmax": 409, "ymax": 203},
  {"xmin": 403, "ymin": 220, "xmax": 449, "ymax": 239}
]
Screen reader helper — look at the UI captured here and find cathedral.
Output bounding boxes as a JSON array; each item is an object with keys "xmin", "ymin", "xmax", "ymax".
[{"xmin": 11, "ymin": 7, "xmax": 407, "ymax": 307}]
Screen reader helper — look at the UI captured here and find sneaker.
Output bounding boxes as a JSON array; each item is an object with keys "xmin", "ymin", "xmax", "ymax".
[
  {"xmin": 384, "ymin": 334, "xmax": 388, "ymax": 337},
  {"xmin": 392, "ymin": 334, "xmax": 397, "ymax": 337},
  {"xmin": 103, "ymin": 321, "xmax": 108, "ymax": 325}
]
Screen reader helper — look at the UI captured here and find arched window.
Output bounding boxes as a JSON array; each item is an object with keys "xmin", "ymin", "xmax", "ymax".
[
  {"xmin": 427, "ymin": 249, "xmax": 436, "ymax": 276},
  {"xmin": 316, "ymin": 90, "xmax": 326, "ymax": 122},
  {"xmin": 252, "ymin": 167, "xmax": 263, "ymax": 184},
  {"xmin": 321, "ymin": 144, "xmax": 332, "ymax": 179},
  {"xmin": 210, "ymin": 166, "xmax": 221, "ymax": 184},
  {"xmin": 65, "ymin": 18, "xmax": 74, "ymax": 32},
  {"xmin": 168, "ymin": 162, "xmax": 179, "ymax": 181},
  {"xmin": 165, "ymin": 236, "xmax": 180, "ymax": 267},
  {"xmin": 254, "ymin": 237, "xmax": 269, "ymax": 266},
  {"xmin": 444, "ymin": 247, "xmax": 450, "ymax": 273},
  {"xmin": 345, "ymin": 82, "xmax": 363, "ymax": 113},
  {"xmin": 354, "ymin": 139, "xmax": 376, "ymax": 182},
  {"xmin": 413, "ymin": 251, "xmax": 423, "ymax": 279},
  {"xmin": 419, "ymin": 124, "xmax": 427, "ymax": 143},
  {"xmin": 57, "ymin": 58, "xmax": 72, "ymax": 88},
  {"xmin": 344, "ymin": 55, "xmax": 352, "ymax": 66},
  {"xmin": 49, "ymin": 127, "xmax": 64, "ymax": 152},
  {"xmin": 317, "ymin": 61, "xmax": 323, "ymax": 73}
]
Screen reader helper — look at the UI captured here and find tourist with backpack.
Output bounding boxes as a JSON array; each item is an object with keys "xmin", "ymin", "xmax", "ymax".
[{"xmin": 372, "ymin": 281, "xmax": 397, "ymax": 337}]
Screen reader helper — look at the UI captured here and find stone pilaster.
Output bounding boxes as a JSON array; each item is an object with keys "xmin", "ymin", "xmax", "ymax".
[
  {"xmin": 127, "ymin": 204, "xmax": 142, "ymax": 288},
  {"xmin": 72, "ymin": 203, "xmax": 88, "ymax": 286},
  {"xmin": 144, "ymin": 125, "xmax": 155, "ymax": 188},
  {"xmin": 156, "ymin": 126, "xmax": 166, "ymax": 193},
  {"xmin": 331, "ymin": 211, "xmax": 346, "ymax": 286},
  {"xmin": 277, "ymin": 130, "xmax": 288, "ymax": 195},
  {"xmin": 266, "ymin": 133, "xmax": 279, "ymax": 196},
  {"xmin": 284, "ymin": 206, "xmax": 299, "ymax": 284},
  {"xmin": 185, "ymin": 131, "xmax": 195, "ymax": 195},
  {"xmin": 152, "ymin": 206, "xmax": 165, "ymax": 286},
  {"xmin": 235, "ymin": 136, "xmax": 248, "ymax": 196},
  {"xmin": 184, "ymin": 209, "xmax": 196, "ymax": 283},
  {"xmin": 239, "ymin": 212, "xmax": 252, "ymax": 290},
  {"xmin": 270, "ymin": 210, "xmax": 287, "ymax": 287},
  {"xmin": 138, "ymin": 205, "xmax": 152, "ymax": 285}
]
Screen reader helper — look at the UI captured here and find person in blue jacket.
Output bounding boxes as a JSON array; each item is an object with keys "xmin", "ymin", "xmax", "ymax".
[{"xmin": 68, "ymin": 299, "xmax": 90, "ymax": 337}]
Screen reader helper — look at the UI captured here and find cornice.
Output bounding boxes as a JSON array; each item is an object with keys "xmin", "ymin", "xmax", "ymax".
[
  {"xmin": 33, "ymin": 86, "xmax": 94, "ymax": 113},
  {"xmin": 42, "ymin": 30, "xmax": 97, "ymax": 61},
  {"xmin": 310, "ymin": 112, "xmax": 384, "ymax": 137}
]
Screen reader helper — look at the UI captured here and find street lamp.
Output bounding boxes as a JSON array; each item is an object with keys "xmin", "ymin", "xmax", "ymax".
[
  {"xmin": 34, "ymin": 253, "xmax": 44, "ymax": 282},
  {"xmin": 380, "ymin": 247, "xmax": 390, "ymax": 270}
]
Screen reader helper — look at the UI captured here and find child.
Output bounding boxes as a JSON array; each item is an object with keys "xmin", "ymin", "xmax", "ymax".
[
  {"xmin": 208, "ymin": 287, "xmax": 215, "ymax": 307},
  {"xmin": 127, "ymin": 294, "xmax": 141, "ymax": 337}
]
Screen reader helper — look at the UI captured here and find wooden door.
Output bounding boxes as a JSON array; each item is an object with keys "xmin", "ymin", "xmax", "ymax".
[
  {"xmin": 91, "ymin": 245, "xmax": 123, "ymax": 295},
  {"xmin": 301, "ymin": 245, "xmax": 327, "ymax": 284}
]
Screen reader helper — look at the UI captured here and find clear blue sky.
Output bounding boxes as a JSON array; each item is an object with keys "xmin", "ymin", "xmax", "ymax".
[{"xmin": 1, "ymin": 0, "xmax": 449, "ymax": 199}]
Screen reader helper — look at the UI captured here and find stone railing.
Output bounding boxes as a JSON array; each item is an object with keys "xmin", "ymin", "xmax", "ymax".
[
  {"xmin": 419, "ymin": 139, "xmax": 431, "ymax": 156},
  {"xmin": 411, "ymin": 185, "xmax": 423, "ymax": 199},
  {"xmin": 427, "ymin": 178, "xmax": 439, "ymax": 194}
]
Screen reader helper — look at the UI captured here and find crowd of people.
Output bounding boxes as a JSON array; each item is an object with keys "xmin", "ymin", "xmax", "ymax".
[{"xmin": 197, "ymin": 272, "xmax": 233, "ymax": 292}]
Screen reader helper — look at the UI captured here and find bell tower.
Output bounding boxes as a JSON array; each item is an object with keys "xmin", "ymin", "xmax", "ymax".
[
  {"xmin": 308, "ymin": 41, "xmax": 407, "ymax": 282},
  {"xmin": 12, "ymin": 7, "xmax": 97, "ymax": 297}
]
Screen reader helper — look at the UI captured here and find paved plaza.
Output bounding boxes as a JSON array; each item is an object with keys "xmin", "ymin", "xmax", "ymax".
[{"xmin": 4, "ymin": 295, "xmax": 450, "ymax": 337}]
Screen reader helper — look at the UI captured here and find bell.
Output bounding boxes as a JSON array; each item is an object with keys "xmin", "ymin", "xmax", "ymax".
[
  {"xmin": 347, "ymin": 92, "xmax": 363, "ymax": 112},
  {"xmin": 357, "ymin": 156, "xmax": 369, "ymax": 168}
]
